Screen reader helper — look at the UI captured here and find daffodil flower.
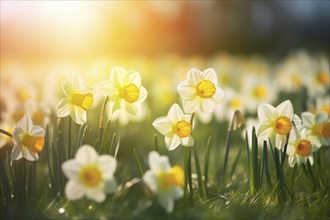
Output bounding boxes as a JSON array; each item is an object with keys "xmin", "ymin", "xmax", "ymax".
[
  {"xmin": 62, "ymin": 145, "xmax": 117, "ymax": 203},
  {"xmin": 143, "ymin": 151, "xmax": 184, "ymax": 213},
  {"xmin": 152, "ymin": 103, "xmax": 194, "ymax": 151},
  {"xmin": 177, "ymin": 68, "xmax": 224, "ymax": 114},
  {"xmin": 256, "ymin": 100, "xmax": 301, "ymax": 149},
  {"xmin": 11, "ymin": 115, "xmax": 45, "ymax": 161},
  {"xmin": 57, "ymin": 73, "xmax": 94, "ymax": 124},
  {"xmin": 99, "ymin": 66, "xmax": 148, "ymax": 116},
  {"xmin": 286, "ymin": 126, "xmax": 320, "ymax": 167},
  {"xmin": 302, "ymin": 112, "xmax": 330, "ymax": 146}
]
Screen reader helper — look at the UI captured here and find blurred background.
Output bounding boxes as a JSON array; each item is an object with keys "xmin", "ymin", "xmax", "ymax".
[{"xmin": 1, "ymin": 0, "xmax": 329, "ymax": 61}]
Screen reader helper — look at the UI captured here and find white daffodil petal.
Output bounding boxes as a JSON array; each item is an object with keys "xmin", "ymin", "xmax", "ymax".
[
  {"xmin": 158, "ymin": 195, "xmax": 174, "ymax": 213},
  {"xmin": 62, "ymin": 81, "xmax": 75, "ymax": 97},
  {"xmin": 276, "ymin": 100, "xmax": 293, "ymax": 118},
  {"xmin": 148, "ymin": 151, "xmax": 171, "ymax": 173},
  {"xmin": 167, "ymin": 104, "xmax": 184, "ymax": 123},
  {"xmin": 10, "ymin": 145, "xmax": 23, "ymax": 161},
  {"xmin": 315, "ymin": 112, "xmax": 329, "ymax": 124},
  {"xmin": 104, "ymin": 179, "xmax": 117, "ymax": 193},
  {"xmin": 181, "ymin": 136, "xmax": 194, "ymax": 147},
  {"xmin": 177, "ymin": 81, "xmax": 196, "ymax": 100},
  {"xmin": 18, "ymin": 115, "xmax": 33, "ymax": 133},
  {"xmin": 62, "ymin": 160, "xmax": 82, "ymax": 181},
  {"xmin": 31, "ymin": 126, "xmax": 45, "ymax": 136},
  {"xmin": 98, "ymin": 155, "xmax": 117, "ymax": 179},
  {"xmin": 57, "ymin": 99, "xmax": 71, "ymax": 118},
  {"xmin": 275, "ymin": 134, "xmax": 286, "ymax": 150},
  {"xmin": 143, "ymin": 170, "xmax": 158, "ymax": 193},
  {"xmin": 111, "ymin": 66, "xmax": 126, "ymax": 87},
  {"xmin": 183, "ymin": 99, "xmax": 200, "ymax": 114},
  {"xmin": 71, "ymin": 106, "xmax": 86, "ymax": 125},
  {"xmin": 256, "ymin": 121, "xmax": 273, "ymax": 140},
  {"xmin": 213, "ymin": 87, "xmax": 225, "ymax": 102},
  {"xmin": 65, "ymin": 180, "xmax": 84, "ymax": 200},
  {"xmin": 152, "ymin": 117, "xmax": 173, "ymax": 136},
  {"xmin": 201, "ymin": 99, "xmax": 215, "ymax": 114},
  {"xmin": 168, "ymin": 186, "xmax": 184, "ymax": 200},
  {"xmin": 75, "ymin": 145, "xmax": 99, "ymax": 164},
  {"xmin": 127, "ymin": 71, "xmax": 141, "ymax": 86},
  {"xmin": 188, "ymin": 68, "xmax": 202, "ymax": 85},
  {"xmin": 86, "ymin": 189, "xmax": 106, "ymax": 203},
  {"xmin": 139, "ymin": 86, "xmax": 148, "ymax": 102},
  {"xmin": 301, "ymin": 112, "xmax": 314, "ymax": 129},
  {"xmin": 165, "ymin": 135, "xmax": 181, "ymax": 151},
  {"xmin": 257, "ymin": 103, "xmax": 275, "ymax": 122},
  {"xmin": 203, "ymin": 68, "xmax": 218, "ymax": 85},
  {"xmin": 25, "ymin": 148, "xmax": 39, "ymax": 161},
  {"xmin": 125, "ymin": 102, "xmax": 139, "ymax": 115}
]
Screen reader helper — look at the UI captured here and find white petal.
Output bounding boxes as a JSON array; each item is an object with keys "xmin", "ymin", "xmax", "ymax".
[
  {"xmin": 203, "ymin": 68, "xmax": 218, "ymax": 85},
  {"xmin": 301, "ymin": 112, "xmax": 315, "ymax": 129},
  {"xmin": 183, "ymin": 98, "xmax": 200, "ymax": 114},
  {"xmin": 165, "ymin": 135, "xmax": 181, "ymax": 151},
  {"xmin": 177, "ymin": 81, "xmax": 196, "ymax": 100},
  {"xmin": 62, "ymin": 160, "xmax": 81, "ymax": 181},
  {"xmin": 12, "ymin": 127, "xmax": 23, "ymax": 145},
  {"xmin": 70, "ymin": 73, "xmax": 83, "ymax": 89},
  {"xmin": 292, "ymin": 114, "xmax": 302, "ymax": 127},
  {"xmin": 167, "ymin": 104, "xmax": 184, "ymax": 123},
  {"xmin": 126, "ymin": 70, "xmax": 141, "ymax": 86},
  {"xmin": 315, "ymin": 112, "xmax": 329, "ymax": 124},
  {"xmin": 57, "ymin": 99, "xmax": 71, "ymax": 118},
  {"xmin": 71, "ymin": 106, "xmax": 86, "ymax": 125},
  {"xmin": 257, "ymin": 103, "xmax": 275, "ymax": 122},
  {"xmin": 213, "ymin": 87, "xmax": 225, "ymax": 102},
  {"xmin": 124, "ymin": 102, "xmax": 139, "ymax": 115},
  {"xmin": 201, "ymin": 99, "xmax": 215, "ymax": 114},
  {"xmin": 158, "ymin": 195, "xmax": 174, "ymax": 213},
  {"xmin": 111, "ymin": 100, "xmax": 122, "ymax": 114},
  {"xmin": 307, "ymin": 156, "xmax": 314, "ymax": 165},
  {"xmin": 98, "ymin": 80, "xmax": 118, "ymax": 96},
  {"xmin": 275, "ymin": 134, "xmax": 287, "ymax": 150},
  {"xmin": 18, "ymin": 115, "xmax": 33, "ymax": 133},
  {"xmin": 104, "ymin": 179, "xmax": 117, "ymax": 193},
  {"xmin": 75, "ymin": 145, "xmax": 99, "ymax": 164},
  {"xmin": 30, "ymin": 126, "xmax": 45, "ymax": 136},
  {"xmin": 152, "ymin": 117, "xmax": 173, "ymax": 136},
  {"xmin": 98, "ymin": 155, "xmax": 117, "ymax": 179},
  {"xmin": 276, "ymin": 100, "xmax": 293, "ymax": 118},
  {"xmin": 61, "ymin": 80, "xmax": 74, "ymax": 97},
  {"xmin": 65, "ymin": 180, "xmax": 84, "ymax": 200},
  {"xmin": 110, "ymin": 66, "xmax": 126, "ymax": 87},
  {"xmin": 24, "ymin": 148, "xmax": 39, "ymax": 161},
  {"xmin": 288, "ymin": 155, "xmax": 296, "ymax": 167},
  {"xmin": 86, "ymin": 188, "xmax": 106, "ymax": 203},
  {"xmin": 187, "ymin": 68, "xmax": 202, "ymax": 85},
  {"xmin": 143, "ymin": 170, "xmax": 158, "ymax": 193},
  {"xmin": 10, "ymin": 145, "xmax": 23, "ymax": 161},
  {"xmin": 168, "ymin": 186, "xmax": 184, "ymax": 200},
  {"xmin": 256, "ymin": 121, "xmax": 273, "ymax": 140},
  {"xmin": 181, "ymin": 136, "xmax": 194, "ymax": 147},
  {"xmin": 139, "ymin": 86, "xmax": 148, "ymax": 102},
  {"xmin": 148, "ymin": 151, "xmax": 171, "ymax": 173}
]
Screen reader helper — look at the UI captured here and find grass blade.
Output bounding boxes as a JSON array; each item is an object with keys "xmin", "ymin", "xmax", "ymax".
[
  {"xmin": 204, "ymin": 136, "xmax": 211, "ymax": 198},
  {"xmin": 193, "ymin": 145, "xmax": 205, "ymax": 197},
  {"xmin": 133, "ymin": 148, "xmax": 144, "ymax": 178}
]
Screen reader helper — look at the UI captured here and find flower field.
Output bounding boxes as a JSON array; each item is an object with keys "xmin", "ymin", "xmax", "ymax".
[{"xmin": 0, "ymin": 51, "xmax": 329, "ymax": 219}]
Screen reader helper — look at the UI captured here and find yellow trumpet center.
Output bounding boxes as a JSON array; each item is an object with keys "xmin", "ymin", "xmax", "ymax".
[
  {"xmin": 253, "ymin": 85, "xmax": 267, "ymax": 99},
  {"xmin": 70, "ymin": 93, "xmax": 94, "ymax": 110},
  {"xmin": 312, "ymin": 122, "xmax": 330, "ymax": 138},
  {"xmin": 172, "ymin": 120, "xmax": 192, "ymax": 138},
  {"xmin": 196, "ymin": 80, "xmax": 216, "ymax": 99},
  {"xmin": 317, "ymin": 71, "xmax": 329, "ymax": 85},
  {"xmin": 20, "ymin": 134, "xmax": 45, "ymax": 153},
  {"xmin": 274, "ymin": 116, "xmax": 292, "ymax": 135},
  {"xmin": 120, "ymin": 84, "xmax": 140, "ymax": 103},
  {"xmin": 296, "ymin": 140, "xmax": 312, "ymax": 156},
  {"xmin": 80, "ymin": 165, "xmax": 103, "ymax": 187},
  {"xmin": 159, "ymin": 165, "xmax": 184, "ymax": 189},
  {"xmin": 16, "ymin": 88, "xmax": 30, "ymax": 101},
  {"xmin": 230, "ymin": 98, "xmax": 242, "ymax": 109}
]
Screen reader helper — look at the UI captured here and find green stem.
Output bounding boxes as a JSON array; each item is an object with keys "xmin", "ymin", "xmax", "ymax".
[{"xmin": 133, "ymin": 148, "xmax": 144, "ymax": 178}]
